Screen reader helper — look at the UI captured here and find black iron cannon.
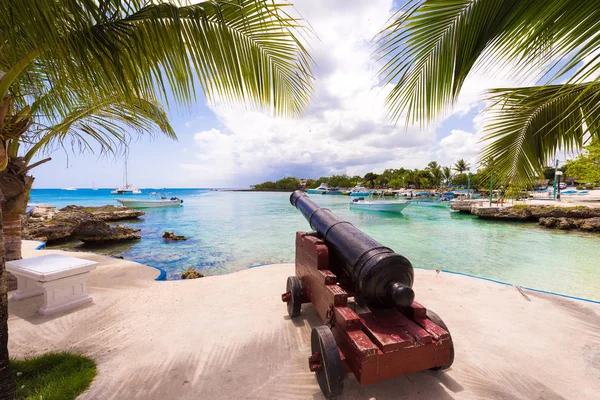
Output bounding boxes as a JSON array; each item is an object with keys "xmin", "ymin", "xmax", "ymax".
[{"xmin": 290, "ymin": 190, "xmax": 415, "ymax": 309}]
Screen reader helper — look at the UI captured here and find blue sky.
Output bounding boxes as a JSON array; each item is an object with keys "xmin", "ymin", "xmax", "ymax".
[{"xmin": 29, "ymin": 0, "xmax": 548, "ymax": 189}]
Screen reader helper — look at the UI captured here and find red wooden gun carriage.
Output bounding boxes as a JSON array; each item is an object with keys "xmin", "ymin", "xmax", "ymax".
[{"xmin": 282, "ymin": 191, "xmax": 454, "ymax": 398}]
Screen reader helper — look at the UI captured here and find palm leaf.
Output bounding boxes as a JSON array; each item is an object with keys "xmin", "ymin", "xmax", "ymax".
[
  {"xmin": 480, "ymin": 83, "xmax": 600, "ymax": 185},
  {"xmin": 1, "ymin": 0, "xmax": 314, "ymax": 117},
  {"xmin": 22, "ymin": 96, "xmax": 175, "ymax": 163}
]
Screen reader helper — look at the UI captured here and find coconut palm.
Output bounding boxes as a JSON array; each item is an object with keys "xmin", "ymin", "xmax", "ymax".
[
  {"xmin": 453, "ymin": 159, "xmax": 470, "ymax": 174},
  {"xmin": 0, "ymin": 1, "xmax": 313, "ymax": 396},
  {"xmin": 376, "ymin": 0, "xmax": 600, "ymax": 185},
  {"xmin": 442, "ymin": 167, "xmax": 453, "ymax": 186},
  {"xmin": 426, "ymin": 161, "xmax": 442, "ymax": 187}
]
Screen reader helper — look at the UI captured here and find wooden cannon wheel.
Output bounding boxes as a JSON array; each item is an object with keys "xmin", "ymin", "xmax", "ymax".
[
  {"xmin": 286, "ymin": 276, "xmax": 302, "ymax": 318},
  {"xmin": 310, "ymin": 325, "xmax": 344, "ymax": 399},
  {"xmin": 426, "ymin": 309, "xmax": 455, "ymax": 370}
]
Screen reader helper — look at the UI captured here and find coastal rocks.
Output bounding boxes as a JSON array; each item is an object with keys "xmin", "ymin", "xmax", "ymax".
[
  {"xmin": 23, "ymin": 204, "xmax": 144, "ymax": 245},
  {"xmin": 181, "ymin": 268, "xmax": 204, "ymax": 279},
  {"xmin": 73, "ymin": 220, "xmax": 141, "ymax": 244},
  {"xmin": 449, "ymin": 200, "xmax": 478, "ymax": 213},
  {"xmin": 471, "ymin": 205, "xmax": 600, "ymax": 222},
  {"xmin": 59, "ymin": 205, "xmax": 145, "ymax": 221},
  {"xmin": 539, "ymin": 217, "xmax": 600, "ymax": 233},
  {"xmin": 163, "ymin": 231, "xmax": 187, "ymax": 241}
]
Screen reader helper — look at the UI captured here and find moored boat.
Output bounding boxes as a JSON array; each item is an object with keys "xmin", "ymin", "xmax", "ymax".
[
  {"xmin": 349, "ymin": 195, "xmax": 410, "ymax": 213},
  {"xmin": 116, "ymin": 195, "xmax": 182, "ymax": 208},
  {"xmin": 111, "ymin": 184, "xmax": 142, "ymax": 195},
  {"xmin": 307, "ymin": 183, "xmax": 342, "ymax": 195},
  {"xmin": 348, "ymin": 185, "xmax": 373, "ymax": 196}
]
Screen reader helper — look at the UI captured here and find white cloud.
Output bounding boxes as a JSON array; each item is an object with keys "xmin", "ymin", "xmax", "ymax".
[
  {"xmin": 179, "ymin": 1, "xmax": 550, "ymax": 188},
  {"xmin": 437, "ymin": 129, "xmax": 484, "ymax": 168}
]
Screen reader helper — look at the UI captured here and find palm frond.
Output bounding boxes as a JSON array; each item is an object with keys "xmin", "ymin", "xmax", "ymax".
[
  {"xmin": 376, "ymin": 0, "xmax": 600, "ymax": 124},
  {"xmin": 1, "ymin": 0, "xmax": 314, "ymax": 117},
  {"xmin": 480, "ymin": 83, "xmax": 600, "ymax": 185},
  {"xmin": 23, "ymin": 96, "xmax": 175, "ymax": 163}
]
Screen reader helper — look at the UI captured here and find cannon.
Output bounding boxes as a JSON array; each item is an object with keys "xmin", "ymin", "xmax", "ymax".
[
  {"xmin": 282, "ymin": 190, "xmax": 454, "ymax": 398},
  {"xmin": 290, "ymin": 190, "xmax": 415, "ymax": 309}
]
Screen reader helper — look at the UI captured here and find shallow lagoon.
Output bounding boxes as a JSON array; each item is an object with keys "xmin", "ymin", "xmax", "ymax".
[{"xmin": 30, "ymin": 188, "xmax": 600, "ymax": 300}]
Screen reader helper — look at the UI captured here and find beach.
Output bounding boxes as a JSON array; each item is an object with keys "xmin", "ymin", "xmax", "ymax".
[{"xmin": 8, "ymin": 240, "xmax": 600, "ymax": 399}]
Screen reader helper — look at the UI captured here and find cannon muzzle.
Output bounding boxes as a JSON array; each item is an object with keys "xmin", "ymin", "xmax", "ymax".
[{"xmin": 290, "ymin": 190, "xmax": 414, "ymax": 309}]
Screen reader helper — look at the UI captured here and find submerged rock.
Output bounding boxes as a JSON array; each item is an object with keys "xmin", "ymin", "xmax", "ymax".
[
  {"xmin": 163, "ymin": 231, "xmax": 187, "ymax": 241},
  {"xmin": 181, "ymin": 268, "xmax": 204, "ymax": 279},
  {"xmin": 23, "ymin": 204, "xmax": 143, "ymax": 245}
]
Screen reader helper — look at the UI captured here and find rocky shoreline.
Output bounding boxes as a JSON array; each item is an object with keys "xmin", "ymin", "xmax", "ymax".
[
  {"xmin": 24, "ymin": 205, "xmax": 144, "ymax": 244},
  {"xmin": 451, "ymin": 201, "xmax": 600, "ymax": 233}
]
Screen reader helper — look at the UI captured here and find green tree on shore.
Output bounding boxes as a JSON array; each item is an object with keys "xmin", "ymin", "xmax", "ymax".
[
  {"xmin": 377, "ymin": 0, "xmax": 600, "ymax": 186},
  {"xmin": 426, "ymin": 162, "xmax": 442, "ymax": 188},
  {"xmin": 0, "ymin": 1, "xmax": 313, "ymax": 397},
  {"xmin": 565, "ymin": 141, "xmax": 600, "ymax": 184},
  {"xmin": 453, "ymin": 159, "xmax": 470, "ymax": 174},
  {"xmin": 442, "ymin": 167, "xmax": 453, "ymax": 186}
]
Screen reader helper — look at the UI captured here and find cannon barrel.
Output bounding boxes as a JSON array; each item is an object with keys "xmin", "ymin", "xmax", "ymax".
[{"xmin": 290, "ymin": 190, "xmax": 414, "ymax": 308}]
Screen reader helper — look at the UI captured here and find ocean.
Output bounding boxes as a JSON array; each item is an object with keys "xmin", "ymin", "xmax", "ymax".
[{"xmin": 29, "ymin": 188, "xmax": 600, "ymax": 301}]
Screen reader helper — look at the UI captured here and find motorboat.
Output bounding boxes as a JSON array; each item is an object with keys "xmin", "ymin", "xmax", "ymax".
[
  {"xmin": 350, "ymin": 194, "xmax": 410, "ymax": 213},
  {"xmin": 62, "ymin": 187, "xmax": 77, "ymax": 191},
  {"xmin": 307, "ymin": 183, "xmax": 342, "ymax": 195},
  {"xmin": 397, "ymin": 191, "xmax": 451, "ymax": 207},
  {"xmin": 348, "ymin": 185, "xmax": 373, "ymax": 196},
  {"xmin": 116, "ymin": 193, "xmax": 183, "ymax": 208}
]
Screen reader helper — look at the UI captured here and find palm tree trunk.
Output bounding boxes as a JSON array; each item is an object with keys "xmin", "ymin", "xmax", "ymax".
[
  {"xmin": 0, "ymin": 198, "xmax": 16, "ymax": 399},
  {"xmin": 2, "ymin": 214, "xmax": 21, "ymax": 263},
  {"xmin": 2, "ymin": 212, "xmax": 21, "ymax": 293}
]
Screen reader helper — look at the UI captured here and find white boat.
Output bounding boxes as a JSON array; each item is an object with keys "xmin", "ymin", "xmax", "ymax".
[
  {"xmin": 117, "ymin": 195, "xmax": 183, "ymax": 208},
  {"xmin": 350, "ymin": 194, "xmax": 410, "ymax": 213},
  {"xmin": 62, "ymin": 187, "xmax": 77, "ymax": 191},
  {"xmin": 307, "ymin": 183, "xmax": 342, "ymax": 195},
  {"xmin": 111, "ymin": 184, "xmax": 142, "ymax": 195},
  {"xmin": 348, "ymin": 184, "xmax": 373, "ymax": 196},
  {"xmin": 111, "ymin": 155, "xmax": 141, "ymax": 195}
]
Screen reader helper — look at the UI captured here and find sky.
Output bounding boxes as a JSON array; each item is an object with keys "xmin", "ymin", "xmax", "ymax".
[{"xmin": 30, "ymin": 0, "xmax": 559, "ymax": 189}]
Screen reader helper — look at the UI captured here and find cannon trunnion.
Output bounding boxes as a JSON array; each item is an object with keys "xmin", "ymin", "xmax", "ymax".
[{"xmin": 283, "ymin": 191, "xmax": 455, "ymax": 399}]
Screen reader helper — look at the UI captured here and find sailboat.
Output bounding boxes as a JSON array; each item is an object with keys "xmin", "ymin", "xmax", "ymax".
[
  {"xmin": 92, "ymin": 181, "xmax": 98, "ymax": 191},
  {"xmin": 111, "ymin": 155, "xmax": 141, "ymax": 195}
]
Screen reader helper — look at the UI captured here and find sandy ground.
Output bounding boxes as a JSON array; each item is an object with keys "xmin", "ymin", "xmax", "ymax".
[{"xmin": 7, "ymin": 241, "xmax": 600, "ymax": 400}]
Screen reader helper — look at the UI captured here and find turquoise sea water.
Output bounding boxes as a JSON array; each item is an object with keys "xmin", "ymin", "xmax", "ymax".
[{"xmin": 29, "ymin": 188, "xmax": 600, "ymax": 301}]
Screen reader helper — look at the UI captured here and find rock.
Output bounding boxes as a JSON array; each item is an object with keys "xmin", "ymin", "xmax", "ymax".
[
  {"xmin": 181, "ymin": 268, "xmax": 204, "ymax": 279},
  {"xmin": 450, "ymin": 200, "xmax": 479, "ymax": 213},
  {"xmin": 539, "ymin": 216, "xmax": 600, "ymax": 233},
  {"xmin": 59, "ymin": 205, "xmax": 144, "ymax": 221},
  {"xmin": 472, "ymin": 205, "xmax": 600, "ymax": 222},
  {"xmin": 28, "ymin": 206, "xmax": 57, "ymax": 222},
  {"xmin": 23, "ymin": 205, "xmax": 143, "ymax": 245},
  {"xmin": 163, "ymin": 231, "xmax": 187, "ymax": 241},
  {"xmin": 580, "ymin": 217, "xmax": 600, "ymax": 232},
  {"xmin": 73, "ymin": 220, "xmax": 141, "ymax": 244}
]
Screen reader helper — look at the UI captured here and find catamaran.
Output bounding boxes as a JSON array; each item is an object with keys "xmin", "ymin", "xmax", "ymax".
[{"xmin": 111, "ymin": 156, "xmax": 141, "ymax": 195}]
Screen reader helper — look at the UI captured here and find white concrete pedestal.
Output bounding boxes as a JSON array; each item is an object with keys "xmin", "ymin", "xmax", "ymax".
[{"xmin": 7, "ymin": 254, "xmax": 97, "ymax": 316}]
